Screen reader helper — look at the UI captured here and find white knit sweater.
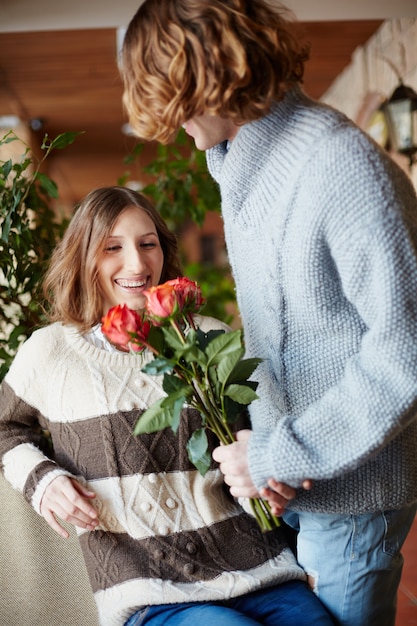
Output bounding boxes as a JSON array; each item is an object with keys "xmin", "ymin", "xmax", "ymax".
[
  {"xmin": 0, "ymin": 316, "xmax": 305, "ymax": 626},
  {"xmin": 207, "ymin": 87, "xmax": 417, "ymax": 514}
]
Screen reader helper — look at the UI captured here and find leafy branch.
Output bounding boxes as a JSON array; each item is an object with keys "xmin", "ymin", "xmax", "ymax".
[{"xmin": 0, "ymin": 130, "xmax": 82, "ymax": 379}]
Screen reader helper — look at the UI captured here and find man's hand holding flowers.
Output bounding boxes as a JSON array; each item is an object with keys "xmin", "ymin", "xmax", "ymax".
[{"xmin": 213, "ymin": 430, "xmax": 313, "ymax": 517}]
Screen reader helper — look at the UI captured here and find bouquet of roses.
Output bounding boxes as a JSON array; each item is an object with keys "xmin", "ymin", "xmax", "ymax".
[{"xmin": 101, "ymin": 276, "xmax": 279, "ymax": 532}]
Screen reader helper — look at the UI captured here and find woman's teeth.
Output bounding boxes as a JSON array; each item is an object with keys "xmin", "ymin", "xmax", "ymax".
[{"xmin": 116, "ymin": 279, "xmax": 146, "ymax": 288}]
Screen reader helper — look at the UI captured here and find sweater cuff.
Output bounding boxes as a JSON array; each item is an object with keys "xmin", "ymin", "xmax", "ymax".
[{"xmin": 247, "ymin": 429, "xmax": 274, "ymax": 490}]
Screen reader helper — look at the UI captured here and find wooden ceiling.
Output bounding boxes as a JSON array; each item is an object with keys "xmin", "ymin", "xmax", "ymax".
[{"xmin": 0, "ymin": 21, "xmax": 383, "ymax": 206}]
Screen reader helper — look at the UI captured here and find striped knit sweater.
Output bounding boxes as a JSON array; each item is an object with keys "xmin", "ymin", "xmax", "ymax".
[
  {"xmin": 0, "ymin": 316, "xmax": 305, "ymax": 626},
  {"xmin": 206, "ymin": 87, "xmax": 417, "ymax": 514}
]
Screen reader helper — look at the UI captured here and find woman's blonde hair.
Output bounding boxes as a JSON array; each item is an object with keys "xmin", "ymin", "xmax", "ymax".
[
  {"xmin": 43, "ymin": 186, "xmax": 182, "ymax": 332},
  {"xmin": 121, "ymin": 0, "xmax": 309, "ymax": 144}
]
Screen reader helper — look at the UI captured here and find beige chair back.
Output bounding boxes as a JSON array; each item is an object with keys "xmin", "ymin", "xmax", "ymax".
[{"xmin": 0, "ymin": 474, "xmax": 99, "ymax": 626}]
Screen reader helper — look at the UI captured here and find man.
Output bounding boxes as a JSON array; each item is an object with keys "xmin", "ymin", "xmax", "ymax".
[{"xmin": 120, "ymin": 2, "xmax": 417, "ymax": 624}]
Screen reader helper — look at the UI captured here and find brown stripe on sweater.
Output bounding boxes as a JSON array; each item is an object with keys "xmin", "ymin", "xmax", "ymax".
[
  {"xmin": 0, "ymin": 381, "xmax": 50, "ymax": 457},
  {"xmin": 80, "ymin": 514, "xmax": 287, "ymax": 593},
  {"xmin": 46, "ymin": 409, "xmax": 219, "ymax": 480}
]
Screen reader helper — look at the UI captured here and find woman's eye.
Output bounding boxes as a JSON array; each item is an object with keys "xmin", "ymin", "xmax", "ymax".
[
  {"xmin": 141, "ymin": 242, "xmax": 156, "ymax": 249},
  {"xmin": 104, "ymin": 245, "xmax": 121, "ymax": 252}
]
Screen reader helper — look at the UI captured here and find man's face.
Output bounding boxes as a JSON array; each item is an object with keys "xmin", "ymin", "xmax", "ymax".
[{"xmin": 182, "ymin": 114, "xmax": 239, "ymax": 150}]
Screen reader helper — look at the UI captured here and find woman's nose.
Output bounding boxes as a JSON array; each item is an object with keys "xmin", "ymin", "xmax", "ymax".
[{"xmin": 126, "ymin": 247, "xmax": 146, "ymax": 272}]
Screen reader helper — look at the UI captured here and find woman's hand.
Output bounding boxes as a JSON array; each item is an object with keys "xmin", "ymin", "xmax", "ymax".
[
  {"xmin": 261, "ymin": 477, "xmax": 313, "ymax": 516},
  {"xmin": 40, "ymin": 475, "xmax": 99, "ymax": 538}
]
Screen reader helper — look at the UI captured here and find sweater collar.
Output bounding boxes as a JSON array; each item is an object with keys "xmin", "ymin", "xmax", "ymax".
[
  {"xmin": 205, "ymin": 88, "xmax": 341, "ymax": 222},
  {"xmin": 206, "ymin": 87, "xmax": 312, "ymax": 183}
]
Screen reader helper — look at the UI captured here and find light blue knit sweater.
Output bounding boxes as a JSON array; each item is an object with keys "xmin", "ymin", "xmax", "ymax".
[{"xmin": 206, "ymin": 88, "xmax": 417, "ymax": 514}]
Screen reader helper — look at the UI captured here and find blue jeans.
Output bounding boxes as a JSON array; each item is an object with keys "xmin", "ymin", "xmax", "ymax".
[
  {"xmin": 124, "ymin": 580, "xmax": 334, "ymax": 625},
  {"xmin": 283, "ymin": 504, "xmax": 417, "ymax": 626}
]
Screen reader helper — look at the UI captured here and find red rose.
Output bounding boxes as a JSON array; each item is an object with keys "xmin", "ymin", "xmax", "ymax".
[{"xmin": 101, "ymin": 304, "xmax": 150, "ymax": 352}]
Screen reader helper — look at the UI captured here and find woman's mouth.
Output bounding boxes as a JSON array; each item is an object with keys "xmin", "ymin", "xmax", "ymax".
[{"xmin": 115, "ymin": 278, "xmax": 147, "ymax": 291}]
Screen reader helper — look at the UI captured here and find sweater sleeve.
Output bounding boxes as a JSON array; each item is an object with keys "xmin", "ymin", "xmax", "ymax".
[
  {"xmin": 0, "ymin": 329, "xmax": 73, "ymax": 513},
  {"xmin": 248, "ymin": 129, "xmax": 417, "ymax": 489}
]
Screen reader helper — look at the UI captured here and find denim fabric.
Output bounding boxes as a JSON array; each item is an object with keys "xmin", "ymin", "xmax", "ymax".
[
  {"xmin": 124, "ymin": 580, "xmax": 334, "ymax": 625},
  {"xmin": 283, "ymin": 504, "xmax": 417, "ymax": 626}
]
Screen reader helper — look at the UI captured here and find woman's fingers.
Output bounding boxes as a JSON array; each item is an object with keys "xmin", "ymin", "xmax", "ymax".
[
  {"xmin": 262, "ymin": 477, "xmax": 314, "ymax": 515},
  {"xmin": 40, "ymin": 475, "xmax": 99, "ymax": 537}
]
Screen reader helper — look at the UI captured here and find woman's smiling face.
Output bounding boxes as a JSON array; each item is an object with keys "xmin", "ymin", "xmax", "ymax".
[{"xmin": 97, "ymin": 205, "xmax": 164, "ymax": 314}]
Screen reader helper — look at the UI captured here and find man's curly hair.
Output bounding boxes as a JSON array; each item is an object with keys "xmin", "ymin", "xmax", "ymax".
[{"xmin": 121, "ymin": 0, "xmax": 309, "ymax": 143}]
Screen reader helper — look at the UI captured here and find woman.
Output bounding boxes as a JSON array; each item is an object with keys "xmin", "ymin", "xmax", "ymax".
[{"xmin": 0, "ymin": 187, "xmax": 333, "ymax": 626}]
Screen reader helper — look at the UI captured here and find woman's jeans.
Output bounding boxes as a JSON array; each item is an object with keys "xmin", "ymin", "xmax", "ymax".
[
  {"xmin": 283, "ymin": 504, "xmax": 417, "ymax": 626},
  {"xmin": 124, "ymin": 580, "xmax": 334, "ymax": 625}
]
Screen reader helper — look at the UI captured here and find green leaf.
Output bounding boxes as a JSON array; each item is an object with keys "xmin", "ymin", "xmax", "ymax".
[
  {"xmin": 142, "ymin": 356, "xmax": 175, "ymax": 376},
  {"xmin": 180, "ymin": 343, "xmax": 207, "ymax": 368},
  {"xmin": 224, "ymin": 383, "xmax": 259, "ymax": 405},
  {"xmin": 166, "ymin": 395, "xmax": 184, "ymax": 434},
  {"xmin": 0, "ymin": 131, "xmax": 18, "ymax": 146},
  {"xmin": 145, "ymin": 324, "xmax": 165, "ymax": 353},
  {"xmin": 206, "ymin": 329, "xmax": 243, "ymax": 366},
  {"xmin": 186, "ymin": 428, "xmax": 211, "ymax": 476},
  {"xmin": 217, "ymin": 348, "xmax": 245, "ymax": 384},
  {"xmin": 160, "ymin": 388, "xmax": 188, "ymax": 406},
  {"xmin": 162, "ymin": 373, "xmax": 191, "ymax": 395},
  {"xmin": 1, "ymin": 214, "xmax": 11, "ymax": 242},
  {"xmin": 223, "ymin": 397, "xmax": 244, "ymax": 423},
  {"xmin": 1, "ymin": 159, "xmax": 13, "ymax": 179},
  {"xmin": 133, "ymin": 398, "xmax": 174, "ymax": 434},
  {"xmin": 227, "ymin": 357, "xmax": 263, "ymax": 383},
  {"xmin": 35, "ymin": 172, "xmax": 58, "ymax": 199},
  {"xmin": 160, "ymin": 327, "xmax": 207, "ymax": 368},
  {"xmin": 162, "ymin": 326, "xmax": 186, "ymax": 352},
  {"xmin": 195, "ymin": 328, "xmax": 225, "ymax": 351},
  {"xmin": 48, "ymin": 131, "xmax": 84, "ymax": 150}
]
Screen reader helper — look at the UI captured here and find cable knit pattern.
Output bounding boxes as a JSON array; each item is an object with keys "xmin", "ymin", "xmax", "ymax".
[
  {"xmin": 0, "ymin": 318, "xmax": 304, "ymax": 626},
  {"xmin": 206, "ymin": 87, "xmax": 417, "ymax": 513}
]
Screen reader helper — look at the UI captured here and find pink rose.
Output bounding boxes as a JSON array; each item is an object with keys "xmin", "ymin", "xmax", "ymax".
[
  {"xmin": 144, "ymin": 282, "xmax": 179, "ymax": 325},
  {"xmin": 165, "ymin": 277, "xmax": 205, "ymax": 313},
  {"xmin": 144, "ymin": 277, "xmax": 205, "ymax": 325}
]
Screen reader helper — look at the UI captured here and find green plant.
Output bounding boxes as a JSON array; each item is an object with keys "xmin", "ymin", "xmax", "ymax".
[
  {"xmin": 0, "ymin": 130, "xmax": 81, "ymax": 379},
  {"xmin": 120, "ymin": 129, "xmax": 220, "ymax": 230}
]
